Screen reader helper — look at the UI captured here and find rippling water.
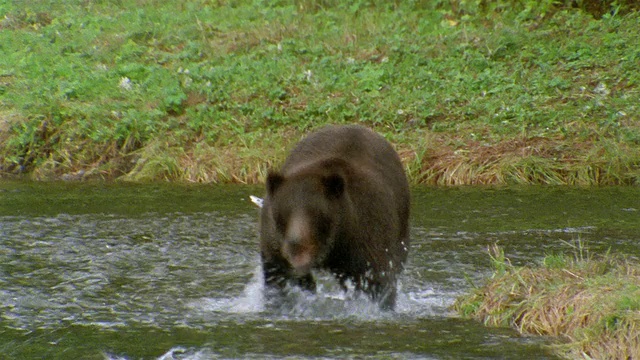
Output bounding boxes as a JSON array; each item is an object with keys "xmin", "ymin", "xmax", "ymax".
[{"xmin": 1, "ymin": 183, "xmax": 638, "ymax": 359}]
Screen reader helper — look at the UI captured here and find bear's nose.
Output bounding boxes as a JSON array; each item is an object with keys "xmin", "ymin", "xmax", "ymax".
[
  {"xmin": 285, "ymin": 237, "xmax": 302, "ymax": 249},
  {"xmin": 283, "ymin": 237, "xmax": 307, "ymax": 260},
  {"xmin": 283, "ymin": 239, "xmax": 314, "ymax": 275}
]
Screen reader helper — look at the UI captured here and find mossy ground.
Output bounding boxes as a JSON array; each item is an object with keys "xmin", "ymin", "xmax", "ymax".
[{"xmin": 1, "ymin": 1, "xmax": 639, "ymax": 184}]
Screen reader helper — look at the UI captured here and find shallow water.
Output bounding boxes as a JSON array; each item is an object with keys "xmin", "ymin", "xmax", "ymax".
[{"xmin": 1, "ymin": 182, "xmax": 638, "ymax": 359}]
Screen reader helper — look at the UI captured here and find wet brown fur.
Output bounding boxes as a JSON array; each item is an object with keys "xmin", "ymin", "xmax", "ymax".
[{"xmin": 259, "ymin": 125, "xmax": 410, "ymax": 310}]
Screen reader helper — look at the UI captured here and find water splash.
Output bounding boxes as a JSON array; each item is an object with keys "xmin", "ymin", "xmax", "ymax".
[
  {"xmin": 189, "ymin": 265, "xmax": 265, "ymax": 314},
  {"xmin": 104, "ymin": 347, "xmax": 211, "ymax": 360},
  {"xmin": 189, "ymin": 264, "xmax": 452, "ymax": 322}
]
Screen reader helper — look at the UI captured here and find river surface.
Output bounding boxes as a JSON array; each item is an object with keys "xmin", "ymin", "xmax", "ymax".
[{"xmin": 1, "ymin": 182, "xmax": 638, "ymax": 359}]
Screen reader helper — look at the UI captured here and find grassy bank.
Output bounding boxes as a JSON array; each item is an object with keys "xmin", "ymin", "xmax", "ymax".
[
  {"xmin": 1, "ymin": 0, "xmax": 639, "ymax": 184},
  {"xmin": 454, "ymin": 244, "xmax": 640, "ymax": 359}
]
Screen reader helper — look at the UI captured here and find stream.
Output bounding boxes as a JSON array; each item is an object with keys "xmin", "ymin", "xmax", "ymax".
[{"xmin": 1, "ymin": 182, "xmax": 638, "ymax": 359}]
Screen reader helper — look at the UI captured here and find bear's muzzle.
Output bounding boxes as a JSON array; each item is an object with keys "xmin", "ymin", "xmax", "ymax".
[{"xmin": 283, "ymin": 212, "xmax": 317, "ymax": 275}]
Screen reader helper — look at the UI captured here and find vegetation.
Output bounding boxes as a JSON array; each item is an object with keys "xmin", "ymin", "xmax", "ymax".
[
  {"xmin": 1, "ymin": 0, "xmax": 639, "ymax": 183},
  {"xmin": 454, "ymin": 243, "xmax": 640, "ymax": 359}
]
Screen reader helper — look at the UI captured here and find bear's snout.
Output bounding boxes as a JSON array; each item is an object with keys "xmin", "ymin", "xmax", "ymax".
[
  {"xmin": 283, "ymin": 240, "xmax": 314, "ymax": 275},
  {"xmin": 283, "ymin": 212, "xmax": 316, "ymax": 275}
]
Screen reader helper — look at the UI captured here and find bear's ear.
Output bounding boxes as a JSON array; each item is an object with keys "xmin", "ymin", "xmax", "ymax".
[
  {"xmin": 266, "ymin": 172, "xmax": 285, "ymax": 195},
  {"xmin": 322, "ymin": 173, "xmax": 344, "ymax": 199}
]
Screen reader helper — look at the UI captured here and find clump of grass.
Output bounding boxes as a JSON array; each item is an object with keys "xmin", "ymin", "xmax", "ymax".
[{"xmin": 454, "ymin": 242, "xmax": 640, "ymax": 359}]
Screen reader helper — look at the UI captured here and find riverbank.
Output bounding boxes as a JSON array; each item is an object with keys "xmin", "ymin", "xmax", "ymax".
[
  {"xmin": 454, "ymin": 244, "xmax": 640, "ymax": 359},
  {"xmin": 1, "ymin": 1, "xmax": 639, "ymax": 184}
]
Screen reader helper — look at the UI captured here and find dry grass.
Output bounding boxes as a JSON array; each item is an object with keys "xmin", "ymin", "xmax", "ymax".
[
  {"xmin": 403, "ymin": 134, "xmax": 640, "ymax": 186},
  {"xmin": 11, "ymin": 126, "xmax": 640, "ymax": 186},
  {"xmin": 454, "ymin": 244, "xmax": 640, "ymax": 359},
  {"xmin": 120, "ymin": 128, "xmax": 302, "ymax": 183}
]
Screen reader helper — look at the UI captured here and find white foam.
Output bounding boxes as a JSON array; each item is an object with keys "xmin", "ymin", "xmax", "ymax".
[
  {"xmin": 189, "ymin": 264, "xmax": 454, "ymax": 322},
  {"xmin": 104, "ymin": 347, "xmax": 213, "ymax": 360},
  {"xmin": 191, "ymin": 266, "xmax": 265, "ymax": 314}
]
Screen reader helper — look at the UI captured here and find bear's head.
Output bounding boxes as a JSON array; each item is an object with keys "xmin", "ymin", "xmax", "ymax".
[{"xmin": 265, "ymin": 171, "xmax": 345, "ymax": 275}]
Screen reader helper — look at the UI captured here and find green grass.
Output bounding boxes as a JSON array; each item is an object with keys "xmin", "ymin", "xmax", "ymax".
[
  {"xmin": 1, "ymin": 0, "xmax": 639, "ymax": 183},
  {"xmin": 454, "ymin": 242, "xmax": 640, "ymax": 359}
]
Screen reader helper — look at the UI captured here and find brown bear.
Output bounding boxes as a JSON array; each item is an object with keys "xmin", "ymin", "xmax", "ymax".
[{"xmin": 259, "ymin": 124, "xmax": 410, "ymax": 310}]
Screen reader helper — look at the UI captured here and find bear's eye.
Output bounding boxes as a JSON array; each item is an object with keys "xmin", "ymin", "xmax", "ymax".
[
  {"xmin": 275, "ymin": 214, "xmax": 287, "ymax": 234},
  {"xmin": 314, "ymin": 213, "xmax": 332, "ymax": 240}
]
